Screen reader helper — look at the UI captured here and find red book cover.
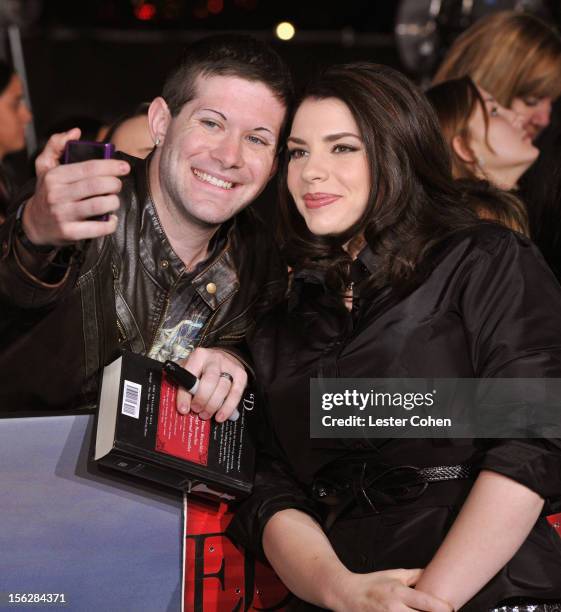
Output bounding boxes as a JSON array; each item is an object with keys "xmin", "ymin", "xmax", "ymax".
[
  {"xmin": 547, "ymin": 513, "xmax": 561, "ymax": 538},
  {"xmin": 155, "ymin": 372, "xmax": 210, "ymax": 466},
  {"xmin": 183, "ymin": 496, "xmax": 291, "ymax": 611}
]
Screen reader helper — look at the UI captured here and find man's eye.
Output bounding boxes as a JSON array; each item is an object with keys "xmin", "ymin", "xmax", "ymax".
[
  {"xmin": 247, "ymin": 135, "xmax": 267, "ymax": 146},
  {"xmin": 201, "ymin": 119, "xmax": 220, "ymax": 128},
  {"xmin": 288, "ymin": 148, "xmax": 306, "ymax": 160}
]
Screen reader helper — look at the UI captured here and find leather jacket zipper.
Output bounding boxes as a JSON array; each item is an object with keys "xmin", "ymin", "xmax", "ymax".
[
  {"xmin": 116, "ymin": 317, "xmax": 127, "ymax": 344},
  {"xmin": 148, "ymin": 294, "xmax": 171, "ymax": 354},
  {"xmin": 198, "ymin": 304, "xmax": 221, "ymax": 346},
  {"xmin": 112, "ymin": 263, "xmax": 127, "ymax": 345}
]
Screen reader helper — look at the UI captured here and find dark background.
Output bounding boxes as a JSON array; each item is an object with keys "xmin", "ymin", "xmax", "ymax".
[
  {"xmin": 13, "ymin": 1, "xmax": 401, "ymax": 137},
  {"xmin": 2, "ymin": 0, "xmax": 560, "ymax": 175}
]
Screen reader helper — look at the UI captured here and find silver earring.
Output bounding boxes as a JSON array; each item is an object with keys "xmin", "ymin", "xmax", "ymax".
[{"xmin": 154, "ymin": 137, "xmax": 160, "ymax": 147}]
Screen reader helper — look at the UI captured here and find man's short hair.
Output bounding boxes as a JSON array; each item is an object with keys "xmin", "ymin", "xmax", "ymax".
[{"xmin": 162, "ymin": 34, "xmax": 293, "ymax": 117}]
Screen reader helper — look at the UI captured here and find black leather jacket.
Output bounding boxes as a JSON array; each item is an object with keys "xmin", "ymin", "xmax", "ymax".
[{"xmin": 0, "ymin": 154, "xmax": 285, "ymax": 411}]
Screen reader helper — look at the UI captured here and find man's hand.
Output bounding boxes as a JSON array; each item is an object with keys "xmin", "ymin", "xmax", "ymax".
[
  {"xmin": 22, "ymin": 128, "xmax": 130, "ymax": 247},
  {"xmin": 176, "ymin": 348, "xmax": 248, "ymax": 422}
]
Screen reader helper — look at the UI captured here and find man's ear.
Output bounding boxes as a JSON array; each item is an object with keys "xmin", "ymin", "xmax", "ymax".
[
  {"xmin": 451, "ymin": 135, "xmax": 476, "ymax": 164},
  {"xmin": 148, "ymin": 97, "xmax": 171, "ymax": 146}
]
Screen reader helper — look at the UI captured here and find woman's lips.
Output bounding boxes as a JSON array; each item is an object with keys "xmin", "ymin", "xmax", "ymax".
[{"xmin": 303, "ymin": 192, "xmax": 342, "ymax": 208}]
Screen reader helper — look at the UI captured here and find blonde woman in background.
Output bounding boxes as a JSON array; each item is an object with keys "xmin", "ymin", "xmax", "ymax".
[
  {"xmin": 434, "ymin": 11, "xmax": 561, "ymax": 142},
  {"xmin": 434, "ymin": 12, "xmax": 561, "ymax": 278}
]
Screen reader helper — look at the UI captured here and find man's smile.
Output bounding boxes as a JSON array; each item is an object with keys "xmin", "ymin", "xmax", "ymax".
[{"xmin": 192, "ymin": 168, "xmax": 235, "ymax": 190}]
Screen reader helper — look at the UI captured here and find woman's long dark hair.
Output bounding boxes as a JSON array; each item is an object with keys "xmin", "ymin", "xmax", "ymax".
[{"xmin": 278, "ymin": 63, "xmax": 510, "ymax": 293}]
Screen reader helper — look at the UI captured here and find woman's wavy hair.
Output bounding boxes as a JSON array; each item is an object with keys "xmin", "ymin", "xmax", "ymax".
[
  {"xmin": 433, "ymin": 11, "xmax": 561, "ymax": 107},
  {"xmin": 426, "ymin": 76, "xmax": 530, "ymax": 235},
  {"xmin": 278, "ymin": 62, "xmax": 510, "ymax": 294}
]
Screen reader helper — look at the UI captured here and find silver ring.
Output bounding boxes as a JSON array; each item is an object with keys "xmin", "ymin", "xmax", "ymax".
[{"xmin": 220, "ymin": 372, "xmax": 234, "ymax": 383}]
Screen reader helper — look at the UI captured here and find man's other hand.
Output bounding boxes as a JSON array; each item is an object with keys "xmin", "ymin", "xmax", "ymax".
[{"xmin": 22, "ymin": 128, "xmax": 130, "ymax": 247}]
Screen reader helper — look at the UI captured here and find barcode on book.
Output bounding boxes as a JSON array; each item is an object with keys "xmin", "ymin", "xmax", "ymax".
[{"xmin": 121, "ymin": 380, "xmax": 142, "ymax": 419}]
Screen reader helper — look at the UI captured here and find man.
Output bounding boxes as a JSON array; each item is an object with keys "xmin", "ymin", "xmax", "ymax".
[{"xmin": 0, "ymin": 35, "xmax": 291, "ymax": 416}]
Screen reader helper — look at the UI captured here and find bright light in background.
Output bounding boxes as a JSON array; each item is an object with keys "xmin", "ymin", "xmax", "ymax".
[
  {"xmin": 134, "ymin": 2, "xmax": 157, "ymax": 21},
  {"xmin": 275, "ymin": 21, "xmax": 296, "ymax": 41}
]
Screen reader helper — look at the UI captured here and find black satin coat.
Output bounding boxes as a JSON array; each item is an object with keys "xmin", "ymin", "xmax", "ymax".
[{"xmin": 228, "ymin": 225, "xmax": 561, "ymax": 611}]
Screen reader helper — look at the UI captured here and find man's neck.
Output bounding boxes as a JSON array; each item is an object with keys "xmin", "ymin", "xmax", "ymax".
[{"xmin": 149, "ymin": 153, "xmax": 217, "ymax": 271}]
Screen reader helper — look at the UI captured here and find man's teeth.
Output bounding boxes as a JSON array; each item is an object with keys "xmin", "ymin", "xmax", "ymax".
[{"xmin": 193, "ymin": 169, "xmax": 233, "ymax": 190}]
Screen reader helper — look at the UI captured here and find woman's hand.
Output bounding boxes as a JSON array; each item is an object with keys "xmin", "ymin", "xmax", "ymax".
[
  {"xmin": 328, "ymin": 568, "xmax": 453, "ymax": 612},
  {"xmin": 263, "ymin": 509, "xmax": 453, "ymax": 612}
]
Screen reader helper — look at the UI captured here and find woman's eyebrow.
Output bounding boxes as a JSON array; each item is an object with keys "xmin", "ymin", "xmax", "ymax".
[
  {"xmin": 324, "ymin": 132, "xmax": 362, "ymax": 142},
  {"xmin": 287, "ymin": 132, "xmax": 361, "ymax": 144}
]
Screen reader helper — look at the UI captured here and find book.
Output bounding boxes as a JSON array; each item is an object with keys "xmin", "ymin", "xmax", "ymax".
[{"xmin": 95, "ymin": 350, "xmax": 256, "ymax": 501}]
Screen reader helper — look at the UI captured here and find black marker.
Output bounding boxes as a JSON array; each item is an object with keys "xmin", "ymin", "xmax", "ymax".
[
  {"xmin": 162, "ymin": 360, "xmax": 240, "ymax": 422},
  {"xmin": 163, "ymin": 360, "xmax": 200, "ymax": 394}
]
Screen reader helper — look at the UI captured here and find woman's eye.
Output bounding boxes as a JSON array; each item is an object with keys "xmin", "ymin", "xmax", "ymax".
[
  {"xmin": 333, "ymin": 144, "xmax": 357, "ymax": 153},
  {"xmin": 523, "ymin": 97, "xmax": 540, "ymax": 107},
  {"xmin": 288, "ymin": 148, "xmax": 307, "ymax": 160},
  {"xmin": 489, "ymin": 106, "xmax": 499, "ymax": 117}
]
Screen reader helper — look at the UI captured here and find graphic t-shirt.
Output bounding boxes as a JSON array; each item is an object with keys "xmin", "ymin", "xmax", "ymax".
[{"xmin": 148, "ymin": 279, "xmax": 211, "ymax": 363}]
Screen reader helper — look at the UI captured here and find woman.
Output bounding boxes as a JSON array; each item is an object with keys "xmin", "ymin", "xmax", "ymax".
[
  {"xmin": 228, "ymin": 63, "xmax": 561, "ymax": 611},
  {"xmin": 433, "ymin": 11, "xmax": 561, "ymax": 279},
  {"xmin": 0, "ymin": 60, "xmax": 32, "ymax": 222},
  {"xmin": 433, "ymin": 11, "xmax": 561, "ymax": 143},
  {"xmin": 426, "ymin": 76, "xmax": 536, "ymax": 233}
]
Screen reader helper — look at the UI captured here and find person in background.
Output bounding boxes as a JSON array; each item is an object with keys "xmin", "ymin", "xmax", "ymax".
[
  {"xmin": 0, "ymin": 59, "xmax": 32, "ymax": 222},
  {"xmin": 434, "ymin": 12, "xmax": 561, "ymax": 277},
  {"xmin": 0, "ymin": 34, "xmax": 290, "ymax": 413},
  {"xmin": 228, "ymin": 62, "xmax": 561, "ymax": 611},
  {"xmin": 433, "ymin": 11, "xmax": 561, "ymax": 142},
  {"xmin": 104, "ymin": 103, "xmax": 153, "ymax": 159},
  {"xmin": 426, "ymin": 76, "xmax": 537, "ymax": 234}
]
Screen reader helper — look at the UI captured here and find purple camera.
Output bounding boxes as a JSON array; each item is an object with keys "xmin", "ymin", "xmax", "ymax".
[{"xmin": 62, "ymin": 140, "xmax": 116, "ymax": 221}]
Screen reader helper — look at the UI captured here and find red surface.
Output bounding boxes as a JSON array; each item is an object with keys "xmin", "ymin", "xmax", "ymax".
[
  {"xmin": 547, "ymin": 513, "xmax": 561, "ymax": 538},
  {"xmin": 184, "ymin": 498, "xmax": 290, "ymax": 611},
  {"xmin": 155, "ymin": 372, "xmax": 210, "ymax": 466}
]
